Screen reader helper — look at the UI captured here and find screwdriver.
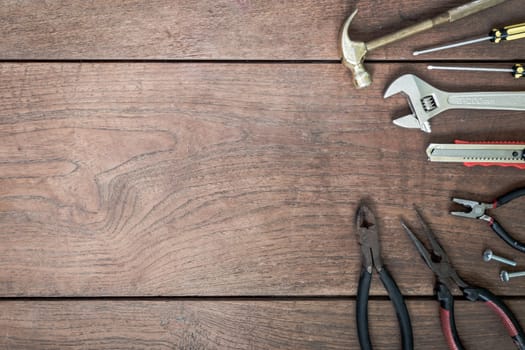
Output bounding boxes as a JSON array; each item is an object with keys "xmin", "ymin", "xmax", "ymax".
[
  {"xmin": 413, "ymin": 22, "xmax": 525, "ymax": 56},
  {"xmin": 427, "ymin": 63, "xmax": 525, "ymax": 79}
]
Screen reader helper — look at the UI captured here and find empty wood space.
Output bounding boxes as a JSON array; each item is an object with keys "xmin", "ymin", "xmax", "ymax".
[{"xmin": 1, "ymin": 1, "xmax": 524, "ymax": 349}]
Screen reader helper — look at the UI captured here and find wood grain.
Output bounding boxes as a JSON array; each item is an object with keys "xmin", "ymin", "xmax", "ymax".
[
  {"xmin": 0, "ymin": 0, "xmax": 523, "ymax": 60},
  {"xmin": 0, "ymin": 300, "xmax": 351, "ymax": 350},
  {"xmin": 1, "ymin": 299, "xmax": 524, "ymax": 349},
  {"xmin": 0, "ymin": 62, "xmax": 524, "ymax": 296},
  {"xmin": 3, "ymin": 2, "xmax": 525, "ymax": 348}
]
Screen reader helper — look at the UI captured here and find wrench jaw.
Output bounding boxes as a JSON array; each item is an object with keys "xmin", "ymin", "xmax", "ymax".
[
  {"xmin": 384, "ymin": 74, "xmax": 447, "ymax": 133},
  {"xmin": 393, "ymin": 115, "xmax": 431, "ymax": 133}
]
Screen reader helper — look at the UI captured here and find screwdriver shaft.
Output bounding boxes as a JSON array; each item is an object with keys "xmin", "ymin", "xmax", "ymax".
[
  {"xmin": 427, "ymin": 65, "xmax": 513, "ymax": 73},
  {"xmin": 414, "ymin": 36, "xmax": 490, "ymax": 56}
]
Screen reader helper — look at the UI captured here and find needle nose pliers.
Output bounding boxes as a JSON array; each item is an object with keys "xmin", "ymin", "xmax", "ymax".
[
  {"xmin": 401, "ymin": 207, "xmax": 525, "ymax": 350},
  {"xmin": 451, "ymin": 187, "xmax": 525, "ymax": 253},
  {"xmin": 356, "ymin": 204, "xmax": 413, "ymax": 350}
]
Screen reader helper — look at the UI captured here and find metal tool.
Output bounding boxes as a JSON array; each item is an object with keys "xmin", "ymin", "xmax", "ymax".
[
  {"xmin": 401, "ymin": 207, "xmax": 525, "ymax": 350},
  {"xmin": 339, "ymin": 0, "xmax": 507, "ymax": 89},
  {"xmin": 384, "ymin": 74, "xmax": 525, "ymax": 133},
  {"xmin": 452, "ymin": 187, "xmax": 525, "ymax": 253},
  {"xmin": 428, "ymin": 64, "xmax": 525, "ymax": 79},
  {"xmin": 356, "ymin": 204, "xmax": 413, "ymax": 350},
  {"xmin": 501, "ymin": 270, "xmax": 525, "ymax": 283},
  {"xmin": 414, "ymin": 22, "xmax": 525, "ymax": 55},
  {"xmin": 483, "ymin": 249, "xmax": 517, "ymax": 266},
  {"xmin": 426, "ymin": 141, "xmax": 525, "ymax": 169}
]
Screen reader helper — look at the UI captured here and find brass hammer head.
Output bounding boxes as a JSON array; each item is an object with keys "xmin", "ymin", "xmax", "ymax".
[{"xmin": 340, "ymin": 10, "xmax": 371, "ymax": 89}]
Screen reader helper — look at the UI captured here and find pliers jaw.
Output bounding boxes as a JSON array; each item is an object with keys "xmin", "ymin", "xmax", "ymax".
[
  {"xmin": 403, "ymin": 207, "xmax": 525, "ymax": 350},
  {"xmin": 356, "ymin": 205, "xmax": 383, "ymax": 273},
  {"xmin": 450, "ymin": 198, "xmax": 493, "ymax": 222},
  {"xmin": 401, "ymin": 207, "xmax": 469, "ymax": 290}
]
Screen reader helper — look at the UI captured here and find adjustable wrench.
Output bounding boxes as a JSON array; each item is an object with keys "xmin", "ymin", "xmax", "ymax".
[{"xmin": 384, "ymin": 74, "xmax": 525, "ymax": 133}]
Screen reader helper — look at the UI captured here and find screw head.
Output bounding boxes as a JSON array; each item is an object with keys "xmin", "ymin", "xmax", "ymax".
[
  {"xmin": 483, "ymin": 249, "xmax": 493, "ymax": 262},
  {"xmin": 500, "ymin": 270, "xmax": 510, "ymax": 283}
]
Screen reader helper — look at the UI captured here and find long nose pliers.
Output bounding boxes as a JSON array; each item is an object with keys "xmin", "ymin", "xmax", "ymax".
[
  {"xmin": 451, "ymin": 187, "xmax": 525, "ymax": 253},
  {"xmin": 356, "ymin": 204, "xmax": 413, "ymax": 350},
  {"xmin": 401, "ymin": 207, "xmax": 525, "ymax": 350}
]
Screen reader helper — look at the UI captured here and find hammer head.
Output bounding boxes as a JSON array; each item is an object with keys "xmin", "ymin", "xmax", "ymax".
[{"xmin": 340, "ymin": 10, "xmax": 370, "ymax": 89}]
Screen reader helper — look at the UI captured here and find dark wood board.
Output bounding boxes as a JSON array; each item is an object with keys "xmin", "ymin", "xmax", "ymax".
[
  {"xmin": 0, "ymin": 0, "xmax": 523, "ymax": 60},
  {"xmin": 2, "ymin": 2, "xmax": 525, "ymax": 347},
  {"xmin": 1, "ymin": 299, "xmax": 524, "ymax": 349},
  {"xmin": 1, "ymin": 62, "xmax": 524, "ymax": 297}
]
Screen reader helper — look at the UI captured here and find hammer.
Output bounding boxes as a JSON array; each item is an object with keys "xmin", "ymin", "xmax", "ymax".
[{"xmin": 340, "ymin": 0, "xmax": 508, "ymax": 89}]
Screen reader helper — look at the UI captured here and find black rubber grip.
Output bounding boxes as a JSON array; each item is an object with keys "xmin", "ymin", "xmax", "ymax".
[
  {"xmin": 379, "ymin": 268, "xmax": 414, "ymax": 350},
  {"xmin": 357, "ymin": 268, "xmax": 372, "ymax": 350},
  {"xmin": 489, "ymin": 187, "xmax": 525, "ymax": 254},
  {"xmin": 495, "ymin": 187, "xmax": 525, "ymax": 207},
  {"xmin": 491, "ymin": 220, "xmax": 525, "ymax": 253}
]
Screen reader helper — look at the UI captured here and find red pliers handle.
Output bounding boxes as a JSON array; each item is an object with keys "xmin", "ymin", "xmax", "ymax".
[
  {"xmin": 403, "ymin": 208, "xmax": 525, "ymax": 350},
  {"xmin": 437, "ymin": 283, "xmax": 525, "ymax": 350}
]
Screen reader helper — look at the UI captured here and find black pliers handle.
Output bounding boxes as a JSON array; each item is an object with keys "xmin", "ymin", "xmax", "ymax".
[
  {"xmin": 356, "ymin": 205, "xmax": 413, "ymax": 350},
  {"xmin": 357, "ymin": 266, "xmax": 413, "ymax": 350},
  {"xmin": 437, "ymin": 283, "xmax": 525, "ymax": 350},
  {"xmin": 452, "ymin": 187, "xmax": 525, "ymax": 253}
]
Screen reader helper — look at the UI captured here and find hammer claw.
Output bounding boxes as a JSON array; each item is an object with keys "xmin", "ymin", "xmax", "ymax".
[
  {"xmin": 339, "ymin": 10, "xmax": 370, "ymax": 89},
  {"xmin": 340, "ymin": 0, "xmax": 508, "ymax": 89}
]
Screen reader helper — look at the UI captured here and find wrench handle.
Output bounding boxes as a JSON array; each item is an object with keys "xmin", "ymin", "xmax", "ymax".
[
  {"xmin": 367, "ymin": 0, "xmax": 507, "ymax": 51},
  {"xmin": 446, "ymin": 92, "xmax": 525, "ymax": 110}
]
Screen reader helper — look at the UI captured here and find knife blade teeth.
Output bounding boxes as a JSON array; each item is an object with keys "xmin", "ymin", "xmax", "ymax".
[{"xmin": 463, "ymin": 157, "xmax": 510, "ymax": 161}]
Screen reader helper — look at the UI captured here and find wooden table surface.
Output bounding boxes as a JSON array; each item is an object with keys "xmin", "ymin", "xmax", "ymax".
[{"xmin": 1, "ymin": 1, "xmax": 525, "ymax": 349}]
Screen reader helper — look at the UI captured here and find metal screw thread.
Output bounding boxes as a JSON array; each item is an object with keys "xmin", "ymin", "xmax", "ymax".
[
  {"xmin": 508, "ymin": 271, "xmax": 525, "ymax": 279},
  {"xmin": 491, "ymin": 255, "xmax": 518, "ymax": 267},
  {"xmin": 483, "ymin": 249, "xmax": 517, "ymax": 267}
]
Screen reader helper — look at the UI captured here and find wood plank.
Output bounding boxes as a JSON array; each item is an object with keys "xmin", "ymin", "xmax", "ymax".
[
  {"xmin": 0, "ymin": 0, "xmax": 523, "ymax": 60},
  {"xmin": 0, "ymin": 62, "xmax": 525, "ymax": 296},
  {"xmin": 0, "ymin": 300, "xmax": 351, "ymax": 350},
  {"xmin": 1, "ymin": 299, "xmax": 524, "ymax": 349}
]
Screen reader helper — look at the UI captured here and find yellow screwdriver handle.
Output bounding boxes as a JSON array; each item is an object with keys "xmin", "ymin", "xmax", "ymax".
[
  {"xmin": 491, "ymin": 22, "xmax": 525, "ymax": 43},
  {"xmin": 513, "ymin": 64, "xmax": 525, "ymax": 79}
]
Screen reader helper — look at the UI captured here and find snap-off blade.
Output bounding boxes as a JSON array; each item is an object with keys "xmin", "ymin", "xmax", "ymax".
[{"xmin": 426, "ymin": 143, "xmax": 525, "ymax": 164}]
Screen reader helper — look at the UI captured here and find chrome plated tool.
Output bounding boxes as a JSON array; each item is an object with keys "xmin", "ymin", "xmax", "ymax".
[
  {"xmin": 483, "ymin": 249, "xmax": 517, "ymax": 267},
  {"xmin": 414, "ymin": 21, "xmax": 525, "ymax": 56},
  {"xmin": 428, "ymin": 64, "xmax": 525, "ymax": 79},
  {"xmin": 452, "ymin": 187, "xmax": 525, "ymax": 253},
  {"xmin": 384, "ymin": 74, "xmax": 525, "ymax": 133},
  {"xmin": 340, "ymin": 0, "xmax": 508, "ymax": 89},
  {"xmin": 501, "ymin": 270, "xmax": 525, "ymax": 283}
]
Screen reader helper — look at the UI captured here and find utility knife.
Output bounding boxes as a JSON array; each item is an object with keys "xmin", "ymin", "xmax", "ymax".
[{"xmin": 426, "ymin": 140, "xmax": 525, "ymax": 169}]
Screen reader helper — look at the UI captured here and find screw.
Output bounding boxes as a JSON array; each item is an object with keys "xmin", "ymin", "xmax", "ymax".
[
  {"xmin": 482, "ymin": 249, "xmax": 517, "ymax": 267},
  {"xmin": 500, "ymin": 270, "xmax": 525, "ymax": 283}
]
